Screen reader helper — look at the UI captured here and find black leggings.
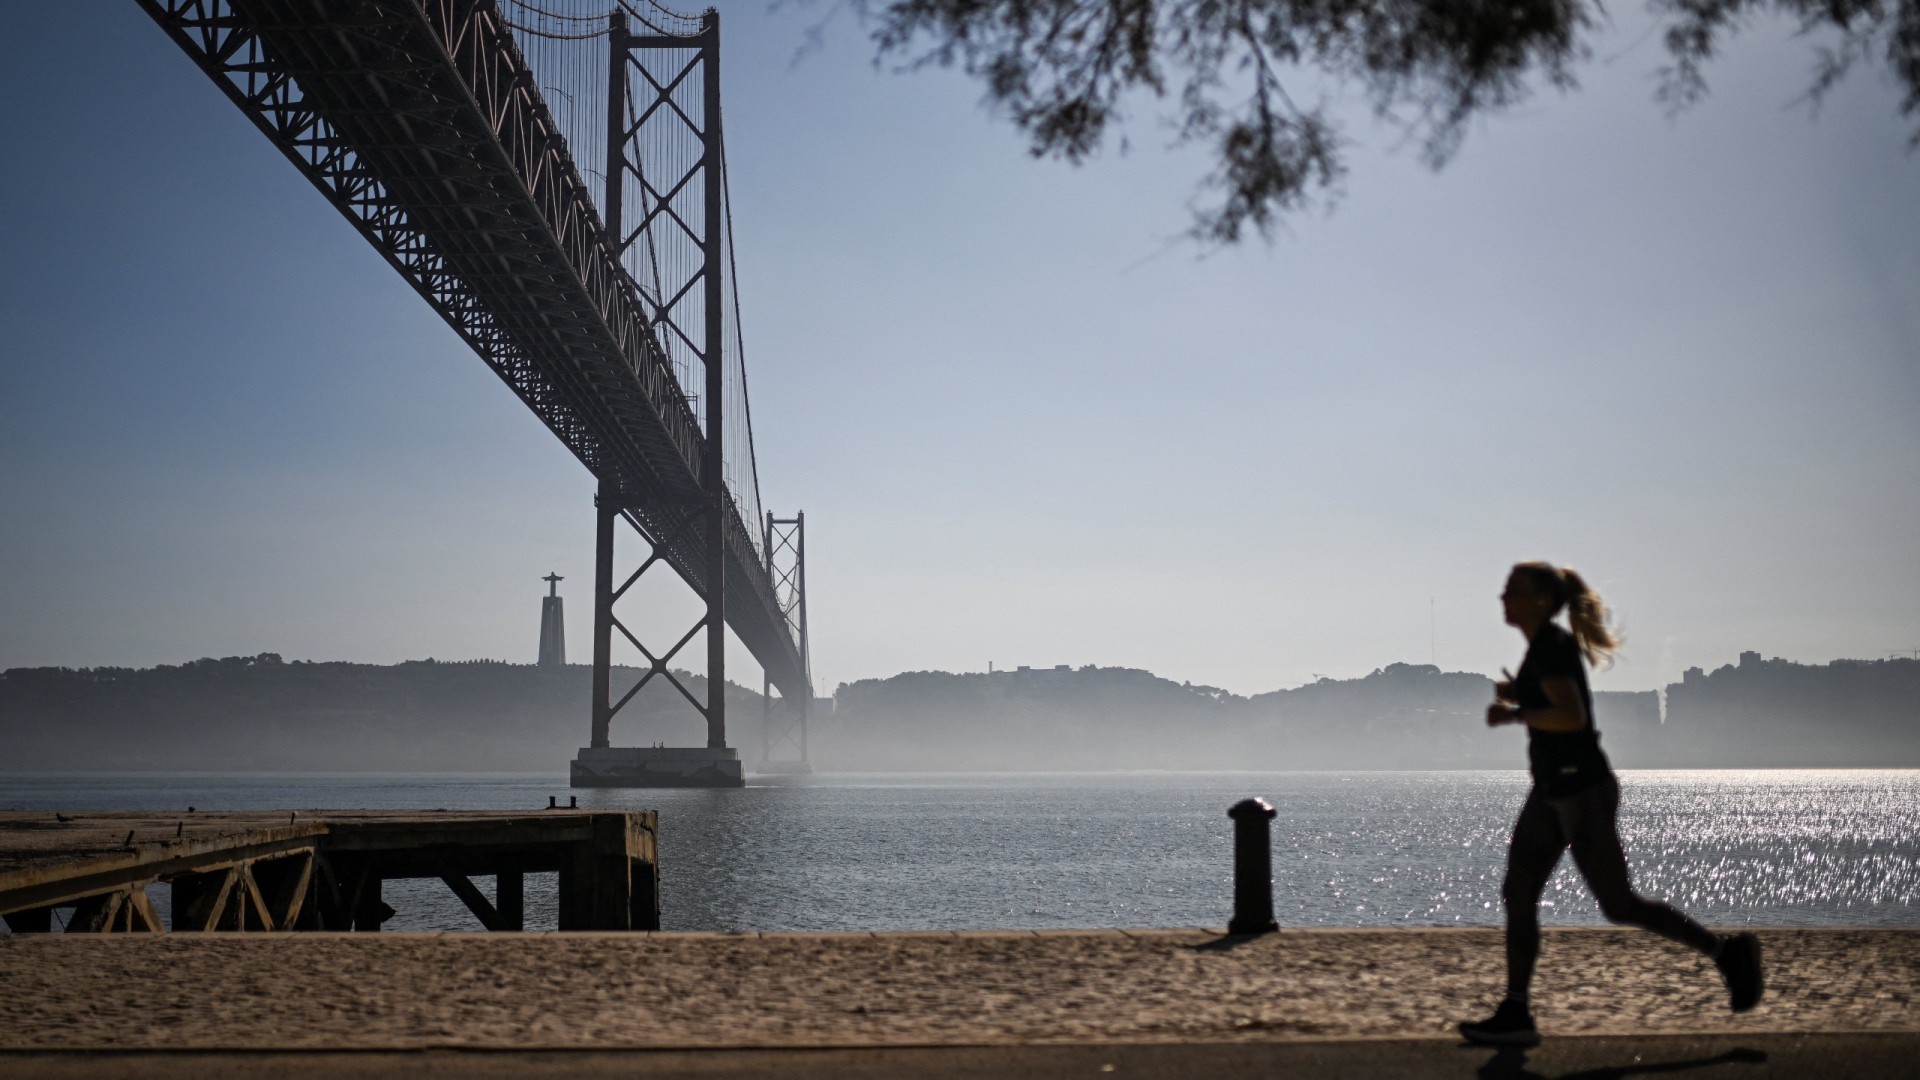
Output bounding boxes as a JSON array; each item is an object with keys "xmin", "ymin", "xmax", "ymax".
[{"xmin": 1503, "ymin": 772, "xmax": 1719, "ymax": 999}]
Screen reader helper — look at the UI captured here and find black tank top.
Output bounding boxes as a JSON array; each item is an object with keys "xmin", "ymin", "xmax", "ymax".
[{"xmin": 1512, "ymin": 621, "xmax": 1610, "ymax": 797}]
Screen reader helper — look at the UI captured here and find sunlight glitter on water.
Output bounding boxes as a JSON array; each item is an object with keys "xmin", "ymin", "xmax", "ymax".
[{"xmin": 2, "ymin": 769, "xmax": 1914, "ymax": 932}]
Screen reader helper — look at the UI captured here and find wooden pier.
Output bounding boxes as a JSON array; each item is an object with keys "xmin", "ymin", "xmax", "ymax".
[{"xmin": 0, "ymin": 810, "xmax": 657, "ymax": 934}]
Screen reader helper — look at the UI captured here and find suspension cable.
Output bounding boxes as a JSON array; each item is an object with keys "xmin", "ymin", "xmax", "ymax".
[
  {"xmin": 498, "ymin": 0, "xmax": 768, "ymax": 558},
  {"xmin": 720, "ymin": 116, "xmax": 766, "ymax": 543}
]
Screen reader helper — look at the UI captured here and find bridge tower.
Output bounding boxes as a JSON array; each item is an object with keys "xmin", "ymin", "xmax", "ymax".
[
  {"xmin": 136, "ymin": 0, "xmax": 812, "ymax": 791},
  {"xmin": 573, "ymin": 8, "xmax": 741, "ymax": 788},
  {"xmin": 760, "ymin": 513, "xmax": 812, "ymax": 774}
]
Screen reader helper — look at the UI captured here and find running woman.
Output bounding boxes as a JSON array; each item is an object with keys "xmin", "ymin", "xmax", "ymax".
[{"xmin": 1459, "ymin": 562, "xmax": 1764, "ymax": 1046}]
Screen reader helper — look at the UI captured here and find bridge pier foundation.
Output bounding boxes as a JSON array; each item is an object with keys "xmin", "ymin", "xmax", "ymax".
[
  {"xmin": 578, "ymin": 481, "xmax": 742, "ymax": 788},
  {"xmin": 571, "ymin": 746, "xmax": 743, "ymax": 788}
]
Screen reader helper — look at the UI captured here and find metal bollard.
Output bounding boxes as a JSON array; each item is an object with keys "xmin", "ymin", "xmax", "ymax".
[{"xmin": 1227, "ymin": 797, "xmax": 1278, "ymax": 935}]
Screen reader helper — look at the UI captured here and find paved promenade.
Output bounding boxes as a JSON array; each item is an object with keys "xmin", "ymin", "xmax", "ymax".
[{"xmin": 1, "ymin": 928, "xmax": 1913, "ymax": 1076}]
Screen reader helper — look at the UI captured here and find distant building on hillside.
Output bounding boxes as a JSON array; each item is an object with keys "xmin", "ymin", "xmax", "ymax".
[{"xmin": 538, "ymin": 573, "xmax": 566, "ymax": 667}]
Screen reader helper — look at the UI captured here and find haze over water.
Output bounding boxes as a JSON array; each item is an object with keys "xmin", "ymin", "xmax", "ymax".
[{"xmin": 4, "ymin": 770, "xmax": 1913, "ymax": 933}]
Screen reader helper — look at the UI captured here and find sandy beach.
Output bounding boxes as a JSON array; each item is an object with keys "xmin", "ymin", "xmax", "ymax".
[{"xmin": 2, "ymin": 926, "xmax": 1913, "ymax": 1049}]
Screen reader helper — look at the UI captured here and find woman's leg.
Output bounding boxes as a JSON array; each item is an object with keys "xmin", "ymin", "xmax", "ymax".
[
  {"xmin": 1563, "ymin": 774, "xmax": 1719, "ymax": 955},
  {"xmin": 1502, "ymin": 787, "xmax": 1568, "ymax": 1001}
]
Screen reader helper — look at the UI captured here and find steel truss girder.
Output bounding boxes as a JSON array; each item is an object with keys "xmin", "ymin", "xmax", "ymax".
[{"xmin": 139, "ymin": 0, "xmax": 806, "ymax": 702}]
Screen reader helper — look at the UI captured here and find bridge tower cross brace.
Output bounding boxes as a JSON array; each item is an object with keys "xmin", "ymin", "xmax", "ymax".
[{"xmin": 589, "ymin": 9, "xmax": 729, "ymax": 753}]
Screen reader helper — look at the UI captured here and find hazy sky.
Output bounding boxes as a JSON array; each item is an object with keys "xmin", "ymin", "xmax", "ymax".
[{"xmin": 1, "ymin": 2, "xmax": 1915, "ymax": 699}]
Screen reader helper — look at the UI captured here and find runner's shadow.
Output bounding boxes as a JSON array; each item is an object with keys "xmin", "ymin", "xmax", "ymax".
[
  {"xmin": 1478, "ymin": 1046, "xmax": 1768, "ymax": 1080},
  {"xmin": 1189, "ymin": 933, "xmax": 1264, "ymax": 952}
]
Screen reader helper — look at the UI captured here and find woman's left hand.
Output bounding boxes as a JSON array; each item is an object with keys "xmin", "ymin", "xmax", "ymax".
[
  {"xmin": 1486, "ymin": 703, "xmax": 1519, "ymax": 727},
  {"xmin": 1492, "ymin": 667, "xmax": 1517, "ymax": 702}
]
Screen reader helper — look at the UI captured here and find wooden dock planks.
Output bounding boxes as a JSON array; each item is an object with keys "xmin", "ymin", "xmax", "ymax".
[{"xmin": 0, "ymin": 810, "xmax": 657, "ymax": 934}]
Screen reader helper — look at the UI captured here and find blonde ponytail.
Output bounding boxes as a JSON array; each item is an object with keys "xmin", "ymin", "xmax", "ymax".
[
  {"xmin": 1557, "ymin": 568, "xmax": 1621, "ymax": 667},
  {"xmin": 1512, "ymin": 562, "xmax": 1622, "ymax": 667}
]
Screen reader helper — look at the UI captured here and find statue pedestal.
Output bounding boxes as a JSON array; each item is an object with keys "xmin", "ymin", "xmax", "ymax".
[{"xmin": 570, "ymin": 746, "xmax": 744, "ymax": 788}]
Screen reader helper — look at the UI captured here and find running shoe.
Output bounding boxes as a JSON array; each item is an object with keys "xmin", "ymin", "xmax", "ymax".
[
  {"xmin": 1458, "ymin": 999, "xmax": 1540, "ymax": 1047},
  {"xmin": 1716, "ymin": 932, "xmax": 1765, "ymax": 1012}
]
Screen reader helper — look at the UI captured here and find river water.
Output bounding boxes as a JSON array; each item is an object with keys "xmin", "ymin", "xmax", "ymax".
[{"xmin": 3, "ymin": 770, "xmax": 1915, "ymax": 932}]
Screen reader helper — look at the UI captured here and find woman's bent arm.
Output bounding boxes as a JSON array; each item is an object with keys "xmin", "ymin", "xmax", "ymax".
[
  {"xmin": 1485, "ymin": 677, "xmax": 1589, "ymax": 732},
  {"xmin": 1525, "ymin": 677, "xmax": 1589, "ymax": 733}
]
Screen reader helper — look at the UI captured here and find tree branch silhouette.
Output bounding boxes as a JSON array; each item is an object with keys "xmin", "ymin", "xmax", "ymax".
[{"xmin": 862, "ymin": 0, "xmax": 1919, "ymax": 241}]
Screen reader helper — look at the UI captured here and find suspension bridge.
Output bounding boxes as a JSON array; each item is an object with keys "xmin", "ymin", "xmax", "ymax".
[{"xmin": 140, "ymin": 0, "xmax": 812, "ymax": 786}]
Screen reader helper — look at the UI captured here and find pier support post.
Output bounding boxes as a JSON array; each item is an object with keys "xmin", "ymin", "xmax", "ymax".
[
  {"xmin": 1228, "ymin": 798, "xmax": 1278, "ymax": 935},
  {"xmin": 497, "ymin": 871, "xmax": 524, "ymax": 931},
  {"xmin": 171, "ymin": 869, "xmax": 235, "ymax": 932},
  {"xmin": 633, "ymin": 854, "xmax": 660, "ymax": 931},
  {"xmin": 1, "ymin": 906, "xmax": 53, "ymax": 933},
  {"xmin": 353, "ymin": 876, "xmax": 393, "ymax": 932},
  {"xmin": 558, "ymin": 813, "xmax": 658, "ymax": 930}
]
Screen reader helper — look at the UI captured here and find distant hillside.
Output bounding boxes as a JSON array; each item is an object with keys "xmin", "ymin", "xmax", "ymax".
[
  {"xmin": 817, "ymin": 663, "xmax": 1655, "ymax": 770},
  {"xmin": 1655, "ymin": 652, "xmax": 1920, "ymax": 766},
  {"xmin": 2, "ymin": 651, "xmax": 1913, "ymax": 772},
  {"xmin": 819, "ymin": 656, "xmax": 1917, "ymax": 770},
  {"xmin": 819, "ymin": 665, "xmax": 1246, "ymax": 770},
  {"xmin": 0, "ymin": 654, "xmax": 762, "ymax": 772}
]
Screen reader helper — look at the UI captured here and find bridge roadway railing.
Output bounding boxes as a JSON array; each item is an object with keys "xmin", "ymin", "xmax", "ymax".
[{"xmin": 139, "ymin": 0, "xmax": 808, "ymax": 702}]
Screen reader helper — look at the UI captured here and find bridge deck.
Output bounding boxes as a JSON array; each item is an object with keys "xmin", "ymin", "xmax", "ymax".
[{"xmin": 138, "ymin": 0, "xmax": 805, "ymax": 700}]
